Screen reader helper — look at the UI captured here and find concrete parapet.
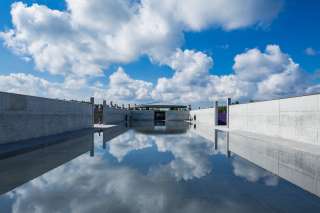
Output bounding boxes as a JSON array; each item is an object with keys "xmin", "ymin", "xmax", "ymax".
[
  {"xmin": 166, "ymin": 111, "xmax": 189, "ymax": 121},
  {"xmin": 103, "ymin": 106, "xmax": 129, "ymax": 124},
  {"xmin": 0, "ymin": 92, "xmax": 93, "ymax": 144},
  {"xmin": 229, "ymin": 94, "xmax": 320, "ymax": 144}
]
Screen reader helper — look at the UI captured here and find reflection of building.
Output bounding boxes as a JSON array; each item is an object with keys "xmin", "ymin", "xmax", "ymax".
[
  {"xmin": 0, "ymin": 130, "xmax": 94, "ymax": 195},
  {"xmin": 130, "ymin": 121, "xmax": 189, "ymax": 135}
]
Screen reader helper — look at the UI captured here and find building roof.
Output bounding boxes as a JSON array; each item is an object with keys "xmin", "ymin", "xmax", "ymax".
[{"xmin": 136, "ymin": 104, "xmax": 188, "ymax": 109}]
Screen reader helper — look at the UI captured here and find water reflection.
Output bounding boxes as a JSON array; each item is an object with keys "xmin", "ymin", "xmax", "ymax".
[
  {"xmin": 228, "ymin": 132, "xmax": 320, "ymax": 197},
  {"xmin": 1, "ymin": 121, "xmax": 320, "ymax": 212},
  {"xmin": 0, "ymin": 130, "xmax": 94, "ymax": 195},
  {"xmin": 130, "ymin": 121, "xmax": 189, "ymax": 135},
  {"xmin": 190, "ymin": 123, "xmax": 320, "ymax": 197}
]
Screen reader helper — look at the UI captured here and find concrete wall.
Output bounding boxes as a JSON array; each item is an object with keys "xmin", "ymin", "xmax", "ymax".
[
  {"xmin": 131, "ymin": 110, "xmax": 154, "ymax": 121},
  {"xmin": 0, "ymin": 92, "xmax": 93, "ymax": 144},
  {"xmin": 190, "ymin": 108, "xmax": 216, "ymax": 125},
  {"xmin": 131, "ymin": 110, "xmax": 189, "ymax": 121},
  {"xmin": 229, "ymin": 94, "xmax": 320, "ymax": 144},
  {"xmin": 103, "ymin": 106, "xmax": 129, "ymax": 124}
]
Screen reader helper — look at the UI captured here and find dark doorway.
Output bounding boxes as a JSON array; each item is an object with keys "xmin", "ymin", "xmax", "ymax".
[
  {"xmin": 218, "ymin": 106, "xmax": 227, "ymax": 125},
  {"xmin": 154, "ymin": 111, "xmax": 166, "ymax": 121}
]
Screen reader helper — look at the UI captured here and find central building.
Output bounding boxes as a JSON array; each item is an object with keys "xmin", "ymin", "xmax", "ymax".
[{"xmin": 131, "ymin": 104, "xmax": 189, "ymax": 121}]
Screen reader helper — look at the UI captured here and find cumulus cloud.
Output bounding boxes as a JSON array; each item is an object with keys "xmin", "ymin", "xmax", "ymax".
[
  {"xmin": 150, "ymin": 45, "xmax": 315, "ymax": 104},
  {"xmin": 1, "ymin": 44, "xmax": 319, "ymax": 106},
  {"xmin": 0, "ymin": 73, "xmax": 95, "ymax": 101},
  {"xmin": 1, "ymin": 0, "xmax": 283, "ymax": 78},
  {"xmin": 102, "ymin": 67, "xmax": 154, "ymax": 103},
  {"xmin": 233, "ymin": 45, "xmax": 311, "ymax": 100},
  {"xmin": 2, "ymin": 0, "xmax": 318, "ymax": 106}
]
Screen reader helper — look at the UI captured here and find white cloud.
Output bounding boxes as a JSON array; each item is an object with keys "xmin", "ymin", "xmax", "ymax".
[
  {"xmin": 0, "ymin": 73, "xmax": 94, "ymax": 101},
  {"xmin": 1, "ymin": 44, "xmax": 319, "ymax": 106},
  {"xmin": 1, "ymin": 0, "xmax": 283, "ymax": 78},
  {"xmin": 233, "ymin": 45, "xmax": 311, "ymax": 100},
  {"xmin": 165, "ymin": 0, "xmax": 283, "ymax": 31},
  {"xmin": 2, "ymin": 1, "xmax": 319, "ymax": 106},
  {"xmin": 150, "ymin": 45, "xmax": 315, "ymax": 105},
  {"xmin": 99, "ymin": 67, "xmax": 154, "ymax": 103},
  {"xmin": 152, "ymin": 49, "xmax": 214, "ymax": 104}
]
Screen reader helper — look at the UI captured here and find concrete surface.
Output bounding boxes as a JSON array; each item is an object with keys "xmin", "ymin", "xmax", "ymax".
[
  {"xmin": 229, "ymin": 94, "xmax": 320, "ymax": 144},
  {"xmin": 190, "ymin": 108, "xmax": 216, "ymax": 125},
  {"xmin": 0, "ymin": 92, "xmax": 93, "ymax": 144},
  {"xmin": 166, "ymin": 111, "xmax": 189, "ymax": 121},
  {"xmin": 103, "ymin": 106, "xmax": 130, "ymax": 124},
  {"xmin": 131, "ymin": 110, "xmax": 154, "ymax": 121},
  {"xmin": 131, "ymin": 110, "xmax": 189, "ymax": 121}
]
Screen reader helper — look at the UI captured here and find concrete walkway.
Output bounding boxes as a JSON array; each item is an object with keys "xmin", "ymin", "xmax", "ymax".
[{"xmin": 93, "ymin": 124, "xmax": 117, "ymax": 129}]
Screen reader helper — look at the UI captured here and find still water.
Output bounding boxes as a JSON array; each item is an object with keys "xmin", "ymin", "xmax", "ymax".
[{"xmin": 0, "ymin": 121, "xmax": 320, "ymax": 213}]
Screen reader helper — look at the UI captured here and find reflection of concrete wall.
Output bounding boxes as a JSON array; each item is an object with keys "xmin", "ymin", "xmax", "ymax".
[
  {"xmin": 0, "ymin": 130, "xmax": 93, "ymax": 195},
  {"xmin": 229, "ymin": 132, "xmax": 320, "ymax": 197},
  {"xmin": 190, "ymin": 108, "xmax": 215, "ymax": 125},
  {"xmin": 0, "ymin": 92, "xmax": 93, "ymax": 144},
  {"xmin": 229, "ymin": 94, "xmax": 320, "ymax": 144},
  {"xmin": 103, "ymin": 125, "xmax": 128, "ymax": 143},
  {"xmin": 190, "ymin": 122, "xmax": 215, "ymax": 142},
  {"xmin": 190, "ymin": 123, "xmax": 228, "ymax": 155},
  {"xmin": 103, "ymin": 107, "xmax": 129, "ymax": 124}
]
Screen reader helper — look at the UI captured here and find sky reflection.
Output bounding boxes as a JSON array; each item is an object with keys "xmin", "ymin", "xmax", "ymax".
[{"xmin": 1, "ymin": 122, "xmax": 320, "ymax": 213}]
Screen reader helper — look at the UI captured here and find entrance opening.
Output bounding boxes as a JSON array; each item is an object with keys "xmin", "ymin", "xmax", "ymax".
[
  {"xmin": 154, "ymin": 111, "xmax": 166, "ymax": 121},
  {"xmin": 218, "ymin": 106, "xmax": 227, "ymax": 125}
]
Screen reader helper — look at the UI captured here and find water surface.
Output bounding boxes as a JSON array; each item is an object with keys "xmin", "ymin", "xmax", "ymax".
[{"xmin": 1, "ymin": 122, "xmax": 320, "ymax": 213}]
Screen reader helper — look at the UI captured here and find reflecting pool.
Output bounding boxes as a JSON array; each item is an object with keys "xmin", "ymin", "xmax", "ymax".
[{"xmin": 1, "ymin": 121, "xmax": 320, "ymax": 213}]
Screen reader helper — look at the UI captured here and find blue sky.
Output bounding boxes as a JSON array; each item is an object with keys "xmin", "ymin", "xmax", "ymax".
[{"xmin": 0, "ymin": 0, "xmax": 320, "ymax": 105}]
